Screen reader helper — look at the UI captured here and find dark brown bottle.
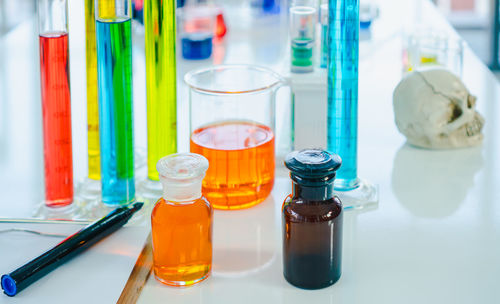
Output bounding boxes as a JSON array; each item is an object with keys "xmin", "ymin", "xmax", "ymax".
[{"xmin": 282, "ymin": 149, "xmax": 343, "ymax": 289}]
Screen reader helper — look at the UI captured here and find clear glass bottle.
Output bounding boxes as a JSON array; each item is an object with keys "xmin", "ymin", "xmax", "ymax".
[
  {"xmin": 282, "ymin": 149, "xmax": 343, "ymax": 289},
  {"xmin": 151, "ymin": 153, "xmax": 213, "ymax": 286}
]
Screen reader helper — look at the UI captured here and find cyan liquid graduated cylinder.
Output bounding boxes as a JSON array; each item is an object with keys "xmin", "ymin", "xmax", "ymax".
[
  {"xmin": 96, "ymin": 17, "xmax": 135, "ymax": 205},
  {"xmin": 327, "ymin": 0, "xmax": 359, "ymax": 190}
]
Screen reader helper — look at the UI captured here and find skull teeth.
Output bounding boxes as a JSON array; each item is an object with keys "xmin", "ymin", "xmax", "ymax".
[{"xmin": 465, "ymin": 117, "xmax": 483, "ymax": 137}]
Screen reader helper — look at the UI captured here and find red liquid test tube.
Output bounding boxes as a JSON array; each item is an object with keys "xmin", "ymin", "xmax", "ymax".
[{"xmin": 38, "ymin": 0, "xmax": 73, "ymax": 207}]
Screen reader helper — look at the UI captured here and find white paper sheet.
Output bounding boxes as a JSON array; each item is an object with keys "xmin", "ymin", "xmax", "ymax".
[{"xmin": 0, "ymin": 223, "xmax": 148, "ymax": 303}]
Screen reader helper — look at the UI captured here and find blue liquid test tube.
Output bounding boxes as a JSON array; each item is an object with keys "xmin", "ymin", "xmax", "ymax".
[
  {"xmin": 327, "ymin": 0, "xmax": 378, "ymax": 208},
  {"xmin": 95, "ymin": 0, "xmax": 135, "ymax": 205}
]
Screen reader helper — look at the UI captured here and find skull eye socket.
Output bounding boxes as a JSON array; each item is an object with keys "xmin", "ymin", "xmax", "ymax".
[{"xmin": 448, "ymin": 103, "xmax": 463, "ymax": 123}]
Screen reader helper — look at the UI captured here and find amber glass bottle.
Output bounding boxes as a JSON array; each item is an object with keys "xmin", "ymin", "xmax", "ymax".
[
  {"xmin": 151, "ymin": 153, "xmax": 213, "ymax": 286},
  {"xmin": 282, "ymin": 149, "xmax": 343, "ymax": 289}
]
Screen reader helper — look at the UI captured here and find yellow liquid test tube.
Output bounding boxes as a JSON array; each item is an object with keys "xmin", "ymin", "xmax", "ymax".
[
  {"xmin": 85, "ymin": 0, "xmax": 100, "ymax": 180},
  {"xmin": 86, "ymin": 0, "xmax": 116, "ymax": 181},
  {"xmin": 144, "ymin": 0, "xmax": 178, "ymax": 181}
]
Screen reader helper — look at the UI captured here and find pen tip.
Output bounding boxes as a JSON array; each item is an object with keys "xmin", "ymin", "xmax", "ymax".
[{"xmin": 132, "ymin": 202, "xmax": 144, "ymax": 211}]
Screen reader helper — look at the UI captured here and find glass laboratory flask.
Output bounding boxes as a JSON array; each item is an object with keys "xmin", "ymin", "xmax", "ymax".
[{"xmin": 185, "ymin": 64, "xmax": 291, "ymax": 210}]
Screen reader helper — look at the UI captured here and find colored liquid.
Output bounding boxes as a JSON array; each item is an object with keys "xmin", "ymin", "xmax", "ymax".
[
  {"xmin": 215, "ymin": 13, "xmax": 227, "ymax": 39},
  {"xmin": 144, "ymin": 0, "xmax": 177, "ymax": 181},
  {"xmin": 291, "ymin": 38, "xmax": 314, "ymax": 72},
  {"xmin": 282, "ymin": 193, "xmax": 342, "ymax": 289},
  {"xmin": 85, "ymin": 0, "xmax": 100, "ymax": 180},
  {"xmin": 327, "ymin": 0, "xmax": 359, "ymax": 189},
  {"xmin": 190, "ymin": 121, "xmax": 275, "ymax": 210},
  {"xmin": 39, "ymin": 33, "xmax": 73, "ymax": 207},
  {"xmin": 262, "ymin": 0, "xmax": 280, "ymax": 13},
  {"xmin": 96, "ymin": 18, "xmax": 135, "ymax": 205},
  {"xmin": 320, "ymin": 24, "xmax": 328, "ymax": 68},
  {"xmin": 181, "ymin": 33, "xmax": 213, "ymax": 60},
  {"xmin": 420, "ymin": 54, "xmax": 438, "ymax": 64},
  {"xmin": 151, "ymin": 197, "xmax": 212, "ymax": 286}
]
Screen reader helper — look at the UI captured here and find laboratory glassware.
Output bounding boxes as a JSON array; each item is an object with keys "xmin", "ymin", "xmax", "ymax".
[
  {"xmin": 359, "ymin": 0, "xmax": 377, "ymax": 29},
  {"xmin": 319, "ymin": 2, "xmax": 328, "ymax": 68},
  {"xmin": 76, "ymin": 0, "xmax": 102, "ymax": 201},
  {"xmin": 185, "ymin": 64, "xmax": 292, "ymax": 210},
  {"xmin": 403, "ymin": 28, "xmax": 464, "ymax": 77},
  {"xmin": 327, "ymin": 0, "xmax": 378, "ymax": 209},
  {"xmin": 290, "ymin": 0, "xmax": 317, "ymax": 73},
  {"xmin": 178, "ymin": 0, "xmax": 218, "ymax": 60},
  {"xmin": 38, "ymin": 0, "xmax": 73, "ymax": 208},
  {"xmin": 152, "ymin": 153, "xmax": 212, "ymax": 286},
  {"xmin": 95, "ymin": 0, "xmax": 135, "ymax": 206},
  {"xmin": 283, "ymin": 149, "xmax": 343, "ymax": 289},
  {"xmin": 142, "ymin": 0, "xmax": 177, "ymax": 195}
]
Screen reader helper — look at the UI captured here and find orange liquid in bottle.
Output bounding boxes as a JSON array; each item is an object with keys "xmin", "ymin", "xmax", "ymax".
[
  {"xmin": 151, "ymin": 197, "xmax": 212, "ymax": 286},
  {"xmin": 190, "ymin": 121, "xmax": 275, "ymax": 210}
]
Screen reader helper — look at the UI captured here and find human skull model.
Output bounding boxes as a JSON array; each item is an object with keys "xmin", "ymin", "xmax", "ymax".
[{"xmin": 393, "ymin": 68, "xmax": 484, "ymax": 149}]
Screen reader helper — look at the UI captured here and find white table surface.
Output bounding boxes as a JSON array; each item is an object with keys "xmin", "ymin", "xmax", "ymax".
[
  {"xmin": 139, "ymin": 0, "xmax": 500, "ymax": 303},
  {"xmin": 1, "ymin": 0, "xmax": 500, "ymax": 303}
]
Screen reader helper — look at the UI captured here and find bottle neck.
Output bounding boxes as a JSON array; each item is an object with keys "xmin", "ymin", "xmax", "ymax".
[
  {"xmin": 292, "ymin": 181, "xmax": 335, "ymax": 201},
  {"xmin": 160, "ymin": 177, "xmax": 203, "ymax": 202}
]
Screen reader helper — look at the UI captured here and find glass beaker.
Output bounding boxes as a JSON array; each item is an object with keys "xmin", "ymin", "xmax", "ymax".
[
  {"xmin": 403, "ymin": 28, "xmax": 464, "ymax": 76},
  {"xmin": 185, "ymin": 65, "xmax": 290, "ymax": 210}
]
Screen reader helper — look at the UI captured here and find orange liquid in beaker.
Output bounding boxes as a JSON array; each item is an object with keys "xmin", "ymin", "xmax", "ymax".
[
  {"xmin": 151, "ymin": 197, "xmax": 213, "ymax": 286},
  {"xmin": 190, "ymin": 121, "xmax": 275, "ymax": 210}
]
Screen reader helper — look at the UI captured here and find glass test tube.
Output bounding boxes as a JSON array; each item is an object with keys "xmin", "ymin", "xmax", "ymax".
[
  {"xmin": 95, "ymin": 0, "xmax": 135, "ymax": 205},
  {"xmin": 327, "ymin": 0, "xmax": 359, "ymax": 190},
  {"xmin": 38, "ymin": 0, "xmax": 73, "ymax": 207},
  {"xmin": 290, "ymin": 1, "xmax": 316, "ymax": 73},
  {"xmin": 85, "ymin": 0, "xmax": 100, "ymax": 180},
  {"xmin": 144, "ymin": 0, "xmax": 177, "ymax": 181},
  {"xmin": 319, "ymin": 3, "xmax": 328, "ymax": 68}
]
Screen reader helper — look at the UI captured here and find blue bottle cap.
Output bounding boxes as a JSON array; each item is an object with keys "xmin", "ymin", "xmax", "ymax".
[
  {"xmin": 285, "ymin": 149, "xmax": 341, "ymax": 185},
  {"xmin": 1, "ymin": 275, "xmax": 17, "ymax": 297}
]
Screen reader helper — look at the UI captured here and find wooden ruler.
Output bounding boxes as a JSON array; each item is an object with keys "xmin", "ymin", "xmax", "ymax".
[{"xmin": 117, "ymin": 232, "xmax": 153, "ymax": 304}]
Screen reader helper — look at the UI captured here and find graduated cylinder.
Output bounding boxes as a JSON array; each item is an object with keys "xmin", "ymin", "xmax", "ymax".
[
  {"xmin": 85, "ymin": 0, "xmax": 100, "ymax": 180},
  {"xmin": 327, "ymin": 0, "xmax": 359, "ymax": 190},
  {"xmin": 95, "ymin": 0, "xmax": 135, "ymax": 205},
  {"xmin": 144, "ymin": 0, "xmax": 177, "ymax": 181},
  {"xmin": 38, "ymin": 0, "xmax": 73, "ymax": 207}
]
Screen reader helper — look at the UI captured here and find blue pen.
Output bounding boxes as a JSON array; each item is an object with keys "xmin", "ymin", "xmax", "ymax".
[{"xmin": 1, "ymin": 203, "xmax": 143, "ymax": 297}]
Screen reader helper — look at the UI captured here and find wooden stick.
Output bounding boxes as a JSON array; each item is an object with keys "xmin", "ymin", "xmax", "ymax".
[{"xmin": 117, "ymin": 232, "xmax": 153, "ymax": 304}]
